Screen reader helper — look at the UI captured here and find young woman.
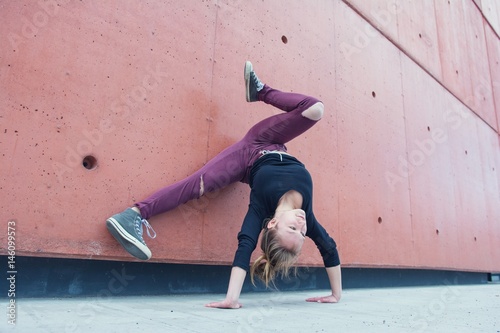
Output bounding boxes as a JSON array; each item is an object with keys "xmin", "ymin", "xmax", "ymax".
[{"xmin": 106, "ymin": 61, "xmax": 342, "ymax": 308}]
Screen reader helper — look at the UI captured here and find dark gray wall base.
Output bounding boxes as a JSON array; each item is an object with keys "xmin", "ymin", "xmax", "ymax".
[{"xmin": 1, "ymin": 256, "xmax": 490, "ymax": 298}]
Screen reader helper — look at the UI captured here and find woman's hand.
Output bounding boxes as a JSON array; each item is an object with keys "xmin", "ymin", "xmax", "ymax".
[
  {"xmin": 306, "ymin": 294, "xmax": 340, "ymax": 303},
  {"xmin": 204, "ymin": 267, "xmax": 246, "ymax": 309},
  {"xmin": 205, "ymin": 299, "xmax": 243, "ymax": 309}
]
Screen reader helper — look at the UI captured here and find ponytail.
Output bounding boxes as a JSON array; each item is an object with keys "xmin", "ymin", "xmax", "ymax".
[{"xmin": 250, "ymin": 222, "xmax": 299, "ymax": 288}]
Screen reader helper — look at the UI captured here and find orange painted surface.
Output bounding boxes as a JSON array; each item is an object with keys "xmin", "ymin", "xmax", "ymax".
[{"xmin": 0, "ymin": 0, "xmax": 499, "ymax": 272}]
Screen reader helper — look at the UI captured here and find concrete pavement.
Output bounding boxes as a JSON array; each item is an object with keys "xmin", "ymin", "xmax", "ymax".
[{"xmin": 2, "ymin": 284, "xmax": 499, "ymax": 333}]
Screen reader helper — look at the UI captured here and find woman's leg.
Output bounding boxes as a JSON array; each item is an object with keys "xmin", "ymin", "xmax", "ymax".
[
  {"xmin": 107, "ymin": 140, "xmax": 250, "ymax": 260},
  {"xmin": 243, "ymin": 84, "xmax": 324, "ymax": 146},
  {"xmin": 136, "ymin": 141, "xmax": 248, "ymax": 219}
]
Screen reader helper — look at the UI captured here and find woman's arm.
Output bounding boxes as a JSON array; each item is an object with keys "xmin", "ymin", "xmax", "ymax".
[
  {"xmin": 205, "ymin": 266, "xmax": 246, "ymax": 309},
  {"xmin": 306, "ymin": 212, "xmax": 341, "ymax": 303},
  {"xmin": 306, "ymin": 265, "xmax": 342, "ymax": 303},
  {"xmin": 205, "ymin": 204, "xmax": 262, "ymax": 309}
]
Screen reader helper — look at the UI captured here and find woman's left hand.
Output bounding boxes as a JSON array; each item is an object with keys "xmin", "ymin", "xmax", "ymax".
[{"xmin": 305, "ymin": 294, "xmax": 339, "ymax": 303}]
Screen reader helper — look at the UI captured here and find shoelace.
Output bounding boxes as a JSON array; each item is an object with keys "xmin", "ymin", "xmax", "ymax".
[
  {"xmin": 251, "ymin": 72, "xmax": 264, "ymax": 91},
  {"xmin": 135, "ymin": 217, "xmax": 157, "ymax": 240}
]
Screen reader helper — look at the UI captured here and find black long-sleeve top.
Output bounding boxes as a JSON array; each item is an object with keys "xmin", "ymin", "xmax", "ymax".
[{"xmin": 232, "ymin": 153, "xmax": 340, "ymax": 271}]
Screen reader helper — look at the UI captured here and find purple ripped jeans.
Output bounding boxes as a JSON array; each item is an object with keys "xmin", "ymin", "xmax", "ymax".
[{"xmin": 136, "ymin": 85, "xmax": 322, "ymax": 219}]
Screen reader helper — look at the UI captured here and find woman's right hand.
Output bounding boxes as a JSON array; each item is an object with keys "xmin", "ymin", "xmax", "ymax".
[
  {"xmin": 205, "ymin": 267, "xmax": 246, "ymax": 309},
  {"xmin": 205, "ymin": 299, "xmax": 242, "ymax": 309}
]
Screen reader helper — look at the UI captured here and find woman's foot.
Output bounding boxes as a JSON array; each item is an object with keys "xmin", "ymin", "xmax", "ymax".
[
  {"xmin": 244, "ymin": 61, "xmax": 264, "ymax": 102},
  {"xmin": 106, "ymin": 208, "xmax": 156, "ymax": 260}
]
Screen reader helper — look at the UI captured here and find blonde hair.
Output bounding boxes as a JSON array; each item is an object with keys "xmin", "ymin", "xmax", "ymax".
[{"xmin": 250, "ymin": 220, "xmax": 299, "ymax": 288}]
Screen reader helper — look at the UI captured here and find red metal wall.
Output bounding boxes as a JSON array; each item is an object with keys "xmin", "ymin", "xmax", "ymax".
[{"xmin": 1, "ymin": 0, "xmax": 499, "ymax": 272}]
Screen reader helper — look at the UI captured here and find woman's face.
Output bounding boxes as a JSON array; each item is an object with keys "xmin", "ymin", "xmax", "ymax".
[{"xmin": 268, "ymin": 209, "xmax": 307, "ymax": 253}]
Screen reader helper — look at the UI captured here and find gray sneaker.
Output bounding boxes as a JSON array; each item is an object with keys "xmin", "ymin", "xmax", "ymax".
[
  {"xmin": 244, "ymin": 61, "xmax": 264, "ymax": 102},
  {"xmin": 106, "ymin": 208, "xmax": 156, "ymax": 260}
]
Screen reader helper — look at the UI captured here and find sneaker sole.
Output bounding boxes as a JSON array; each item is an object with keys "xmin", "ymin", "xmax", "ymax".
[
  {"xmin": 244, "ymin": 61, "xmax": 253, "ymax": 102},
  {"xmin": 106, "ymin": 217, "xmax": 152, "ymax": 260}
]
